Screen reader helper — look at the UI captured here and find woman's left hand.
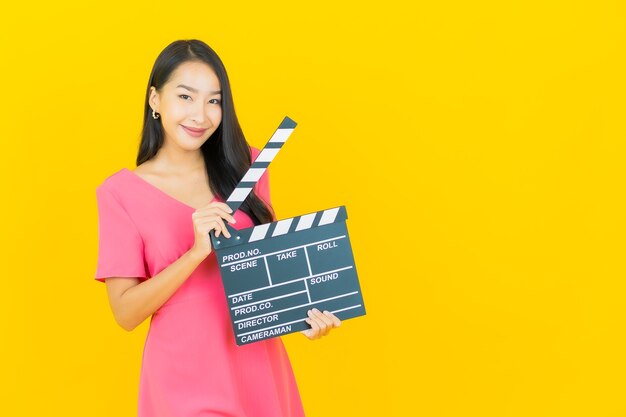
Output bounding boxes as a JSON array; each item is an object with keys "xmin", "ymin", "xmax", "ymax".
[{"xmin": 301, "ymin": 308, "xmax": 341, "ymax": 340}]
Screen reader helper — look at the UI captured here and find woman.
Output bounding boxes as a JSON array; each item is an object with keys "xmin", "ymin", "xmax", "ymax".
[{"xmin": 94, "ymin": 39, "xmax": 341, "ymax": 417}]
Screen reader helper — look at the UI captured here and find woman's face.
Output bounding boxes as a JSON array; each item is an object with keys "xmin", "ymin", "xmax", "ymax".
[{"xmin": 149, "ymin": 61, "xmax": 223, "ymax": 150}]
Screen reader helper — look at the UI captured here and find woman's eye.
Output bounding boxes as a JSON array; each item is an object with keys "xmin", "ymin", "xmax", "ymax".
[
  {"xmin": 209, "ymin": 98, "xmax": 221, "ymax": 104},
  {"xmin": 179, "ymin": 94, "xmax": 191, "ymax": 100}
]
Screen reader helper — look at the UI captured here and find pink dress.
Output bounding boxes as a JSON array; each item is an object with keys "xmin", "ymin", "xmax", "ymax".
[{"xmin": 94, "ymin": 146, "xmax": 305, "ymax": 417}]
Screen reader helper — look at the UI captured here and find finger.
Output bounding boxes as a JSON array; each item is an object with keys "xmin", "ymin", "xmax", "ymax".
[
  {"xmin": 211, "ymin": 218, "xmax": 231, "ymax": 238},
  {"xmin": 305, "ymin": 312, "xmax": 320, "ymax": 340},
  {"xmin": 309, "ymin": 309, "xmax": 329, "ymax": 337},
  {"xmin": 201, "ymin": 217, "xmax": 228, "ymax": 238},
  {"xmin": 207, "ymin": 205, "xmax": 237, "ymax": 224},
  {"xmin": 306, "ymin": 311, "xmax": 321, "ymax": 339},
  {"xmin": 216, "ymin": 202, "xmax": 234, "ymax": 214},
  {"xmin": 323, "ymin": 310, "xmax": 341, "ymax": 327},
  {"xmin": 195, "ymin": 205, "xmax": 236, "ymax": 224},
  {"xmin": 312, "ymin": 308, "xmax": 333, "ymax": 330},
  {"xmin": 202, "ymin": 220, "xmax": 228, "ymax": 239},
  {"xmin": 215, "ymin": 221, "xmax": 230, "ymax": 239},
  {"xmin": 210, "ymin": 202, "xmax": 235, "ymax": 219},
  {"xmin": 315, "ymin": 310, "xmax": 335, "ymax": 337},
  {"xmin": 301, "ymin": 319, "xmax": 314, "ymax": 339},
  {"xmin": 197, "ymin": 220, "xmax": 218, "ymax": 237}
]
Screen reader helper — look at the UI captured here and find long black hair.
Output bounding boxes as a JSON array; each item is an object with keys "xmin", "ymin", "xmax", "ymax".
[{"xmin": 137, "ymin": 39, "xmax": 274, "ymax": 225}]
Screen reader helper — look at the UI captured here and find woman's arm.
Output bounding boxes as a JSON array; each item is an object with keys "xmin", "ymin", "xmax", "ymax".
[
  {"xmin": 102, "ymin": 196, "xmax": 234, "ymax": 331},
  {"xmin": 105, "ymin": 249, "xmax": 205, "ymax": 331}
]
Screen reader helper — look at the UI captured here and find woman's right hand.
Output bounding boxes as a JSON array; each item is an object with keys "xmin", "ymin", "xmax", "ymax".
[{"xmin": 190, "ymin": 201, "xmax": 237, "ymax": 259}]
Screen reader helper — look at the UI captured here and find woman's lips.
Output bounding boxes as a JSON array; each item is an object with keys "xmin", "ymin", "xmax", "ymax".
[{"xmin": 182, "ymin": 125, "xmax": 207, "ymax": 137}]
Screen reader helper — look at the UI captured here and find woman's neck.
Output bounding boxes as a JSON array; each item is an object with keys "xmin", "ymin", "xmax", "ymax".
[{"xmin": 150, "ymin": 145, "xmax": 206, "ymax": 176}]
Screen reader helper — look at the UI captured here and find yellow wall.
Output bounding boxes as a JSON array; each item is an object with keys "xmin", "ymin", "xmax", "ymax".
[{"xmin": 1, "ymin": 1, "xmax": 625, "ymax": 415}]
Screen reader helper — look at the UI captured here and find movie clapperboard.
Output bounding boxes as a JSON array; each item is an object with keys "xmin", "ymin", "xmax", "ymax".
[{"xmin": 210, "ymin": 116, "xmax": 366, "ymax": 345}]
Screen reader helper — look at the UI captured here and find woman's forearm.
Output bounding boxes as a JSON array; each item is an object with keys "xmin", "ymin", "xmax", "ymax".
[{"xmin": 117, "ymin": 249, "xmax": 206, "ymax": 331}]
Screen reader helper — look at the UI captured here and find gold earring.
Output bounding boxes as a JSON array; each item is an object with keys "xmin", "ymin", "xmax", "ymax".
[{"xmin": 152, "ymin": 109, "xmax": 160, "ymax": 119}]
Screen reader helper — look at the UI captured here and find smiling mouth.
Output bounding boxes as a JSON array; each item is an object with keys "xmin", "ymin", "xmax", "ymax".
[{"xmin": 182, "ymin": 125, "xmax": 208, "ymax": 133}]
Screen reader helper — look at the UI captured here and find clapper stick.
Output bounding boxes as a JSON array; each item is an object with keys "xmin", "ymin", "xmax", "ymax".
[
  {"xmin": 211, "ymin": 116, "xmax": 297, "ymax": 245},
  {"xmin": 224, "ymin": 116, "xmax": 297, "ymax": 215}
]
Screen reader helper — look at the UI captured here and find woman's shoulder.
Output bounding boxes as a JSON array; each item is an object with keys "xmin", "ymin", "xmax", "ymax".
[
  {"xmin": 96, "ymin": 168, "xmax": 131, "ymax": 196},
  {"xmin": 249, "ymin": 145, "xmax": 261, "ymax": 161}
]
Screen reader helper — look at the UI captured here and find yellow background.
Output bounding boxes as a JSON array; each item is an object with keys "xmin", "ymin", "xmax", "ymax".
[{"xmin": 1, "ymin": 1, "xmax": 625, "ymax": 416}]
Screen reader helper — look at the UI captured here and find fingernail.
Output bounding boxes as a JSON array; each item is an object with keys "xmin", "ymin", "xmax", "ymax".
[{"xmin": 313, "ymin": 308, "xmax": 320, "ymax": 313}]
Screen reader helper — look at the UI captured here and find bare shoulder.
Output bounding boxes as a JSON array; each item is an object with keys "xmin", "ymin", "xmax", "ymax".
[
  {"xmin": 130, "ymin": 162, "xmax": 173, "ymax": 189},
  {"xmin": 131, "ymin": 161, "xmax": 156, "ymax": 178}
]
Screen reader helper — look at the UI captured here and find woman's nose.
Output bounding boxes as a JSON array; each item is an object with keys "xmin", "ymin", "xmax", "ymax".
[{"xmin": 192, "ymin": 103, "xmax": 208, "ymax": 123}]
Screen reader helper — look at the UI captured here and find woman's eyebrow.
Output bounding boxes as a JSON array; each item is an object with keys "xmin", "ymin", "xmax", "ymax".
[{"xmin": 176, "ymin": 84, "xmax": 221, "ymax": 94}]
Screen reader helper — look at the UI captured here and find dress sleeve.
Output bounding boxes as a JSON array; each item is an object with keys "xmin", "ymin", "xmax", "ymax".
[{"xmin": 94, "ymin": 185, "xmax": 148, "ymax": 283}]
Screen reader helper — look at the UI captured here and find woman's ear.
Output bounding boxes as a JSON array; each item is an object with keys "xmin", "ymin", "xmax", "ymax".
[{"xmin": 149, "ymin": 86, "xmax": 160, "ymax": 112}]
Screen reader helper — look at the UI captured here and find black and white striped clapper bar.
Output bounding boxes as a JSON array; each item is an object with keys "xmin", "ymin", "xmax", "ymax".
[{"xmin": 210, "ymin": 116, "xmax": 366, "ymax": 345}]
